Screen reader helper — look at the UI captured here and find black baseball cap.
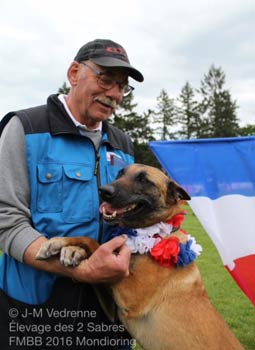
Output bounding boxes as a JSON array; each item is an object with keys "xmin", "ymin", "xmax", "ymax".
[{"xmin": 74, "ymin": 39, "xmax": 144, "ymax": 82}]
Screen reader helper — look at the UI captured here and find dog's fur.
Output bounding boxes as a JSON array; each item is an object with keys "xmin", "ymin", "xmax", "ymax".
[{"xmin": 36, "ymin": 164, "xmax": 243, "ymax": 350}]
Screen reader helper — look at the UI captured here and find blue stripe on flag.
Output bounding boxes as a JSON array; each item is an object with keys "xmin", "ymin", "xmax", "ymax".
[{"xmin": 149, "ymin": 136, "xmax": 255, "ymax": 199}]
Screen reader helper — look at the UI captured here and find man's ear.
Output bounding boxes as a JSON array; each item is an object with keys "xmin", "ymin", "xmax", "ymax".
[
  {"xmin": 167, "ymin": 180, "xmax": 191, "ymax": 203},
  {"xmin": 67, "ymin": 61, "xmax": 80, "ymax": 87}
]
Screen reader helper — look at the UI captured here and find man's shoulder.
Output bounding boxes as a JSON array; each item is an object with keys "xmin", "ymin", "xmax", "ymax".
[
  {"xmin": 104, "ymin": 122, "xmax": 134, "ymax": 156},
  {"xmin": 0, "ymin": 104, "xmax": 48, "ymax": 136},
  {"xmin": 15, "ymin": 104, "xmax": 49, "ymax": 134},
  {"xmin": 106, "ymin": 123, "xmax": 127, "ymax": 136}
]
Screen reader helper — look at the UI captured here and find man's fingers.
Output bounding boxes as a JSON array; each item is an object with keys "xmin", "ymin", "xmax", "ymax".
[
  {"xmin": 76, "ymin": 234, "xmax": 131, "ymax": 283},
  {"xmin": 116, "ymin": 240, "xmax": 131, "ymax": 258},
  {"xmin": 104, "ymin": 234, "xmax": 128, "ymax": 252}
]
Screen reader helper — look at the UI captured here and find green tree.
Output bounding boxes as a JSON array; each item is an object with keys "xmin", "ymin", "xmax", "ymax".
[
  {"xmin": 58, "ymin": 82, "xmax": 70, "ymax": 94},
  {"xmin": 112, "ymin": 94, "xmax": 157, "ymax": 166},
  {"xmin": 112, "ymin": 93, "xmax": 137, "ymax": 134},
  {"xmin": 238, "ymin": 124, "xmax": 255, "ymax": 136},
  {"xmin": 133, "ymin": 141, "xmax": 161, "ymax": 168},
  {"xmin": 198, "ymin": 65, "xmax": 239, "ymax": 137},
  {"xmin": 112, "ymin": 93, "xmax": 147, "ymax": 141},
  {"xmin": 176, "ymin": 82, "xmax": 200, "ymax": 139},
  {"xmin": 153, "ymin": 89, "xmax": 176, "ymax": 140}
]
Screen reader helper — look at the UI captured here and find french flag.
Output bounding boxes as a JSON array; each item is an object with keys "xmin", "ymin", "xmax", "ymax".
[{"xmin": 150, "ymin": 136, "xmax": 255, "ymax": 306}]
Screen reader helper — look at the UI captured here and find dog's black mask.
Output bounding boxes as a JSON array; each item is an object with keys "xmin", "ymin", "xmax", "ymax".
[{"xmin": 99, "ymin": 164, "xmax": 190, "ymax": 228}]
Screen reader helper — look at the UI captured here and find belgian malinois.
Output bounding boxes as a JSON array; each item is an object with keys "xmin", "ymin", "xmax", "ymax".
[{"xmin": 36, "ymin": 164, "xmax": 243, "ymax": 350}]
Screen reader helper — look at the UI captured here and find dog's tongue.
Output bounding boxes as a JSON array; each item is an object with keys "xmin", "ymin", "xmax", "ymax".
[
  {"xmin": 99, "ymin": 202, "xmax": 126, "ymax": 216},
  {"xmin": 99, "ymin": 202, "xmax": 113, "ymax": 214}
]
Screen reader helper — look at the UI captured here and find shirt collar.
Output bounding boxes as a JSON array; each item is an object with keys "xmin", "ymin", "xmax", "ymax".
[{"xmin": 58, "ymin": 94, "xmax": 102, "ymax": 132}]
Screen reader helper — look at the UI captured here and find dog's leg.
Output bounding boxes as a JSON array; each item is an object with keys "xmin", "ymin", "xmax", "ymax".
[
  {"xmin": 36, "ymin": 237, "xmax": 99, "ymax": 266},
  {"xmin": 36, "ymin": 237, "xmax": 117, "ymax": 323}
]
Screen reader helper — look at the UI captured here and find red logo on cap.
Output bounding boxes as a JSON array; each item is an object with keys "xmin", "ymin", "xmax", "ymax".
[{"xmin": 106, "ymin": 47, "xmax": 127, "ymax": 56}]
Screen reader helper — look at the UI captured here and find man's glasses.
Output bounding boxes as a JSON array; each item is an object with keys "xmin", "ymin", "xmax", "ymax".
[{"xmin": 80, "ymin": 62, "xmax": 134, "ymax": 97}]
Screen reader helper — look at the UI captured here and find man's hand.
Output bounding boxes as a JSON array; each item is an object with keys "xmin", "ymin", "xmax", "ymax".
[
  {"xmin": 24, "ymin": 235, "xmax": 131, "ymax": 284},
  {"xmin": 72, "ymin": 235, "xmax": 131, "ymax": 283}
]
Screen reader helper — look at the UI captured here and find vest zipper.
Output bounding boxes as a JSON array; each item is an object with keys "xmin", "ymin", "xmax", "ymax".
[
  {"xmin": 94, "ymin": 153, "xmax": 100, "ymax": 176},
  {"xmin": 94, "ymin": 149, "xmax": 104, "ymax": 243}
]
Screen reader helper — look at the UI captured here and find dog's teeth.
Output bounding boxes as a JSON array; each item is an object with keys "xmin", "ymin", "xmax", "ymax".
[
  {"xmin": 126, "ymin": 203, "xmax": 137, "ymax": 212},
  {"xmin": 102, "ymin": 206, "xmax": 117, "ymax": 219},
  {"xmin": 102, "ymin": 204, "xmax": 137, "ymax": 219}
]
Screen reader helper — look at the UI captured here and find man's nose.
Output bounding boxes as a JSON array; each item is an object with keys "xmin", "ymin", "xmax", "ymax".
[{"xmin": 105, "ymin": 83, "xmax": 123, "ymax": 103}]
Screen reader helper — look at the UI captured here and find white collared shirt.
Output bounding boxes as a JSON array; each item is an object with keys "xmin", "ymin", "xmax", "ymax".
[
  {"xmin": 58, "ymin": 94, "xmax": 102, "ymax": 132},
  {"xmin": 58, "ymin": 94, "xmax": 102, "ymax": 149}
]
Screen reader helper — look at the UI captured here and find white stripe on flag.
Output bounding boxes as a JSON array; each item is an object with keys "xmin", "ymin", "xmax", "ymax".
[{"xmin": 189, "ymin": 195, "xmax": 255, "ymax": 269}]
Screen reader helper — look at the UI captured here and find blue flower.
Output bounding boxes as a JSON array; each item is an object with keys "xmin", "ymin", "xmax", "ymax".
[
  {"xmin": 109, "ymin": 226, "xmax": 137, "ymax": 239},
  {"xmin": 177, "ymin": 240, "xmax": 197, "ymax": 267}
]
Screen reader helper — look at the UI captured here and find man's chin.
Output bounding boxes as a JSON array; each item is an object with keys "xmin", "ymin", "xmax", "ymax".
[
  {"xmin": 94, "ymin": 109, "xmax": 113, "ymax": 121},
  {"xmin": 84, "ymin": 113, "xmax": 111, "ymax": 128}
]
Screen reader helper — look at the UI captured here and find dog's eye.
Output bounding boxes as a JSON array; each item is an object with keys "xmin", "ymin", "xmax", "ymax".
[{"xmin": 135, "ymin": 171, "xmax": 148, "ymax": 183}]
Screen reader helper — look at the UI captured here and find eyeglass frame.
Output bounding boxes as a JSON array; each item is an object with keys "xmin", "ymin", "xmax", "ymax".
[{"xmin": 80, "ymin": 62, "xmax": 134, "ymax": 97}]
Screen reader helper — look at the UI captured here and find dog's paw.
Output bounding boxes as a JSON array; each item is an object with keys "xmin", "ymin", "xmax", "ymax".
[
  {"xmin": 60, "ymin": 246, "xmax": 87, "ymax": 267},
  {"xmin": 36, "ymin": 238, "xmax": 67, "ymax": 260}
]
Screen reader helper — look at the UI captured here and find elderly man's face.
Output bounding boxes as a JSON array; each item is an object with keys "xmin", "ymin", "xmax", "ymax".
[{"xmin": 67, "ymin": 61, "xmax": 129, "ymax": 128}]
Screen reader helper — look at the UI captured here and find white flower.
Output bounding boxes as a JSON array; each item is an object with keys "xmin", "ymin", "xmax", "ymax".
[
  {"xmin": 126, "ymin": 222, "xmax": 172, "ymax": 254},
  {"xmin": 126, "ymin": 236, "xmax": 161, "ymax": 254},
  {"xmin": 188, "ymin": 235, "xmax": 203, "ymax": 256},
  {"xmin": 135, "ymin": 222, "xmax": 173, "ymax": 238}
]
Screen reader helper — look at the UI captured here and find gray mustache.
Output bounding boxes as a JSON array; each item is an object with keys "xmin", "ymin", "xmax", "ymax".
[{"xmin": 94, "ymin": 96, "xmax": 117, "ymax": 109}]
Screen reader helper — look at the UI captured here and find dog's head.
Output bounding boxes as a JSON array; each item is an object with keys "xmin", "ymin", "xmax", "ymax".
[{"xmin": 99, "ymin": 164, "xmax": 190, "ymax": 228}]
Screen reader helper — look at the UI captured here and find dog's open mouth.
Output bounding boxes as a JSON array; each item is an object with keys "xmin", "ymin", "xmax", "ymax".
[{"xmin": 99, "ymin": 201, "xmax": 147, "ymax": 222}]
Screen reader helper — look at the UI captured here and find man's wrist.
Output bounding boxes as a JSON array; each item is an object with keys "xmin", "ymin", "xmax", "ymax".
[{"xmin": 71, "ymin": 259, "xmax": 92, "ymax": 283}]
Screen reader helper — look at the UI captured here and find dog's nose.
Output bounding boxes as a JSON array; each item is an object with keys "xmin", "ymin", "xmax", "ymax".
[{"xmin": 99, "ymin": 185, "xmax": 116, "ymax": 200}]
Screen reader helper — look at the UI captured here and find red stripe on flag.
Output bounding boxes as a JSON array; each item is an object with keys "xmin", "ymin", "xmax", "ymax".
[{"xmin": 225, "ymin": 254, "xmax": 255, "ymax": 306}]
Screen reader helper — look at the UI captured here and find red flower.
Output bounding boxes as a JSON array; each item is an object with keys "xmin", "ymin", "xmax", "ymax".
[
  {"xmin": 150, "ymin": 237, "xmax": 180, "ymax": 268},
  {"xmin": 165, "ymin": 212, "xmax": 186, "ymax": 228}
]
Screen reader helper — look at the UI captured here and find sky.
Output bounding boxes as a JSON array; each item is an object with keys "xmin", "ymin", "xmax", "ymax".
[{"xmin": 1, "ymin": 0, "xmax": 254, "ymax": 126}]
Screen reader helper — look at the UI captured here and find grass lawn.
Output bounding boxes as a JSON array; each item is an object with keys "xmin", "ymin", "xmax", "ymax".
[{"xmin": 134, "ymin": 204, "xmax": 255, "ymax": 350}]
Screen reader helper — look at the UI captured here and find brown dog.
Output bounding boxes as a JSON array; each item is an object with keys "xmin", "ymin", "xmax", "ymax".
[{"xmin": 36, "ymin": 164, "xmax": 243, "ymax": 350}]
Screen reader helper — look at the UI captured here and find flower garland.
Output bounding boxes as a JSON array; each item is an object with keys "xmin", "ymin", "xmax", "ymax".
[
  {"xmin": 109, "ymin": 212, "xmax": 202, "ymax": 268},
  {"xmin": 150, "ymin": 234, "xmax": 202, "ymax": 268}
]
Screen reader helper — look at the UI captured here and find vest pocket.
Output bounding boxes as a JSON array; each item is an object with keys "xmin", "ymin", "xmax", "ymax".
[
  {"xmin": 37, "ymin": 163, "xmax": 94, "ymax": 222},
  {"xmin": 62, "ymin": 164, "xmax": 94, "ymax": 223},
  {"xmin": 37, "ymin": 164, "xmax": 63, "ymax": 212}
]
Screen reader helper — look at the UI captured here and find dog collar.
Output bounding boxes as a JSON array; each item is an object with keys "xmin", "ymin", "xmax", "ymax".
[{"xmin": 109, "ymin": 212, "xmax": 202, "ymax": 268}]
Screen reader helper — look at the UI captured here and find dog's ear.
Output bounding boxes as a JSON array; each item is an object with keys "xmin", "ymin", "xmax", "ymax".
[{"xmin": 167, "ymin": 181, "xmax": 191, "ymax": 203}]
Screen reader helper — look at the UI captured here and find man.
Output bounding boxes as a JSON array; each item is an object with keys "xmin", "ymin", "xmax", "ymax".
[{"xmin": 0, "ymin": 39, "xmax": 144, "ymax": 349}]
